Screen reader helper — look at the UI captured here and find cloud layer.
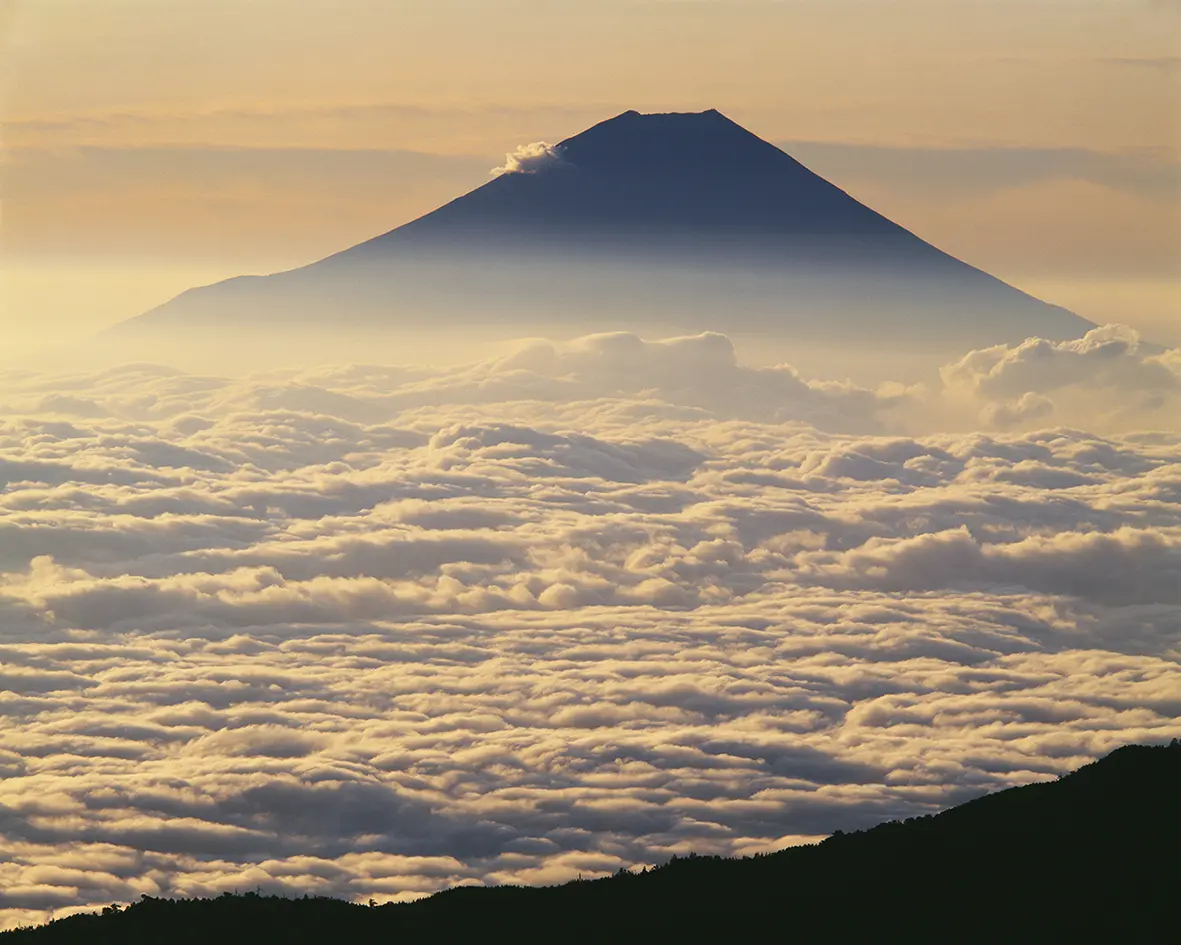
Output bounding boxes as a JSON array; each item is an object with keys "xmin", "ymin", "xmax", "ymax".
[{"xmin": 0, "ymin": 330, "xmax": 1178, "ymax": 929}]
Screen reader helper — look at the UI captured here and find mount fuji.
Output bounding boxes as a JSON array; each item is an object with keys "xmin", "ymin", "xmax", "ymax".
[{"xmin": 112, "ymin": 109, "xmax": 1091, "ymax": 349}]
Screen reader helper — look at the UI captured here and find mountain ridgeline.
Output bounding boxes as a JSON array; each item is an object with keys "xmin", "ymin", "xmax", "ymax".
[
  {"xmin": 112, "ymin": 109, "xmax": 1090, "ymax": 352},
  {"xmin": 6, "ymin": 741, "xmax": 1177, "ymax": 944}
]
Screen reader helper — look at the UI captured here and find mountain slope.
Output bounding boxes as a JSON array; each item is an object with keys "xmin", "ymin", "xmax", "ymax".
[
  {"xmin": 110, "ymin": 110, "xmax": 1091, "ymax": 350},
  {"xmin": 340, "ymin": 109, "xmax": 920, "ymax": 246},
  {"xmin": 5, "ymin": 741, "xmax": 1177, "ymax": 944}
]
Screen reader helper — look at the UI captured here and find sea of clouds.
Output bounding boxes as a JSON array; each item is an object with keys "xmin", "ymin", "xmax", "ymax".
[{"xmin": 0, "ymin": 325, "xmax": 1179, "ymax": 929}]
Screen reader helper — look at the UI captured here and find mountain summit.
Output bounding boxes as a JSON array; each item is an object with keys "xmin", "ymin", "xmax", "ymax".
[
  {"xmin": 115, "ymin": 110, "xmax": 1091, "ymax": 349},
  {"xmin": 355, "ymin": 108, "xmax": 908, "ymax": 243}
]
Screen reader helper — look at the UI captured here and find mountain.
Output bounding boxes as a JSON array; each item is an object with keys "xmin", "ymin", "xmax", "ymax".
[
  {"xmin": 5, "ymin": 740, "xmax": 1177, "ymax": 944},
  {"xmin": 110, "ymin": 110, "xmax": 1090, "ymax": 351}
]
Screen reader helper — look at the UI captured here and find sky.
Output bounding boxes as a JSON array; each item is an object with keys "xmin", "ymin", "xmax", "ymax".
[
  {"xmin": 1, "ymin": 0, "xmax": 1179, "ymax": 352},
  {"xmin": 0, "ymin": 2, "xmax": 1180, "ymax": 931}
]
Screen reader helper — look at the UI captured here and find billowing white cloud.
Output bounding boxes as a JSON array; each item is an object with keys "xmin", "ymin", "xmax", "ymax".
[
  {"xmin": 490, "ymin": 141, "xmax": 566, "ymax": 176},
  {"xmin": 0, "ymin": 329, "xmax": 1178, "ymax": 929},
  {"xmin": 941, "ymin": 324, "xmax": 1181, "ymax": 430}
]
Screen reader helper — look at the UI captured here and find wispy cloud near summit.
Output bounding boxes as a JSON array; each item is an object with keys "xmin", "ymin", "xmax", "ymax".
[{"xmin": 490, "ymin": 141, "xmax": 566, "ymax": 176}]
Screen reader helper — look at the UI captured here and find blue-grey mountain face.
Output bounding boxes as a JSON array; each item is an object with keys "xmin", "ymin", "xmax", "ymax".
[{"xmin": 117, "ymin": 110, "xmax": 1091, "ymax": 346}]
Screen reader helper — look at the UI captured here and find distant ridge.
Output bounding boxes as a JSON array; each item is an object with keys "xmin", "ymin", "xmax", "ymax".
[
  {"xmin": 6, "ymin": 741, "xmax": 1177, "ymax": 944},
  {"xmin": 111, "ymin": 109, "xmax": 1091, "ymax": 349}
]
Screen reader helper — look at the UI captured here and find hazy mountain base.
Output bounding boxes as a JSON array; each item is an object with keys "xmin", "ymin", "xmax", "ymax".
[
  {"xmin": 35, "ymin": 261, "xmax": 1016, "ymax": 384},
  {"xmin": 4, "ymin": 742, "xmax": 1177, "ymax": 944},
  {"xmin": 118, "ymin": 240, "xmax": 1089, "ymax": 331}
]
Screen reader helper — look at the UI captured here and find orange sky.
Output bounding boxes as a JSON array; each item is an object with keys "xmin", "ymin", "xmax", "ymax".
[{"xmin": 2, "ymin": 0, "xmax": 1178, "ymax": 349}]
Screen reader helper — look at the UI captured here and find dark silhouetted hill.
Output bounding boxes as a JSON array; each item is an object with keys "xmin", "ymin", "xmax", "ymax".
[
  {"xmin": 5, "ymin": 741, "xmax": 1177, "ymax": 944},
  {"xmin": 108, "ymin": 109, "xmax": 1091, "ymax": 351}
]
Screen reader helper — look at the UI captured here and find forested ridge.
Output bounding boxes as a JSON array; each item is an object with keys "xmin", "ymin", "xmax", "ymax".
[{"xmin": 5, "ymin": 741, "xmax": 1177, "ymax": 944}]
